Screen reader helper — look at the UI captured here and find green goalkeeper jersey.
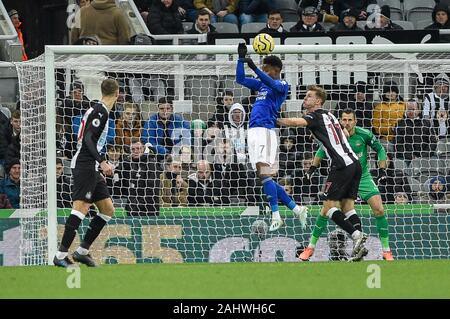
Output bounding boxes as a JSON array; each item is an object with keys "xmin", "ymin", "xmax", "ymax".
[{"xmin": 316, "ymin": 126, "xmax": 387, "ymax": 177}]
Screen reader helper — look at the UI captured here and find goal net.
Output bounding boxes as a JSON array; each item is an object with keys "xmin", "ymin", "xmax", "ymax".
[{"xmin": 15, "ymin": 44, "xmax": 450, "ymax": 265}]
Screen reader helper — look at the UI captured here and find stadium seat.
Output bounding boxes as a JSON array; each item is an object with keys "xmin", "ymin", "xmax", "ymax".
[
  {"xmin": 377, "ymin": 0, "xmax": 404, "ymax": 20},
  {"xmin": 436, "ymin": 138, "xmax": 450, "ymax": 157},
  {"xmin": 182, "ymin": 22, "xmax": 192, "ymax": 33},
  {"xmin": 356, "ymin": 21, "xmax": 366, "ymax": 29},
  {"xmin": 409, "ymin": 158, "xmax": 446, "ymax": 177},
  {"xmin": 415, "ymin": 18, "xmax": 433, "ymax": 30},
  {"xmin": 241, "ymin": 22, "xmax": 266, "ymax": 34},
  {"xmin": 407, "ymin": 176, "xmax": 423, "ymax": 193},
  {"xmin": 404, "ymin": 0, "xmax": 435, "ymax": 28},
  {"xmin": 212, "ymin": 22, "xmax": 239, "ymax": 34},
  {"xmin": 392, "ymin": 20, "xmax": 415, "ymax": 30},
  {"xmin": 283, "ymin": 22, "xmax": 296, "ymax": 31}
]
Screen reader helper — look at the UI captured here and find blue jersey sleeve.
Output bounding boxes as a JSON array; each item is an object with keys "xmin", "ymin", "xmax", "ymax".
[
  {"xmin": 236, "ymin": 59, "xmax": 262, "ymax": 91},
  {"xmin": 253, "ymin": 67, "xmax": 288, "ymax": 94}
]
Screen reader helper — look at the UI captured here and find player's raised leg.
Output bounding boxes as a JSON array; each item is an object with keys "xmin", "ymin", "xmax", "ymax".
[
  {"xmin": 367, "ymin": 195, "xmax": 394, "ymax": 260},
  {"xmin": 72, "ymin": 197, "xmax": 114, "ymax": 267}
]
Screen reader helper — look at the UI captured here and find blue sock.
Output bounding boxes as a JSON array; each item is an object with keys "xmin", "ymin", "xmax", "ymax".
[
  {"xmin": 262, "ymin": 177, "xmax": 279, "ymax": 213},
  {"xmin": 274, "ymin": 183, "xmax": 297, "ymax": 210}
]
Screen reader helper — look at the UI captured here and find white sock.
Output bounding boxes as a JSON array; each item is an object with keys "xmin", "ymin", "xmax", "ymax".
[
  {"xmin": 272, "ymin": 211, "xmax": 281, "ymax": 220},
  {"xmin": 56, "ymin": 251, "xmax": 68, "ymax": 260},
  {"xmin": 351, "ymin": 230, "xmax": 361, "ymax": 240},
  {"xmin": 97, "ymin": 212, "xmax": 112, "ymax": 222},
  {"xmin": 76, "ymin": 246, "xmax": 89, "ymax": 256}
]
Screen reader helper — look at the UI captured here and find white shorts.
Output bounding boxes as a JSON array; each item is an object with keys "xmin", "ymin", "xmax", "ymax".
[{"xmin": 248, "ymin": 127, "xmax": 278, "ymax": 170}]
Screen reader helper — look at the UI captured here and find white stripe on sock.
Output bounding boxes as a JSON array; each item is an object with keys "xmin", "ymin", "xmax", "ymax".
[
  {"xmin": 97, "ymin": 213, "xmax": 112, "ymax": 222},
  {"xmin": 71, "ymin": 209, "xmax": 85, "ymax": 220}
]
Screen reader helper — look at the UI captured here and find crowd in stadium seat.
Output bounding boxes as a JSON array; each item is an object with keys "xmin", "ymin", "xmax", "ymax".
[{"xmin": 4, "ymin": 0, "xmax": 450, "ymax": 211}]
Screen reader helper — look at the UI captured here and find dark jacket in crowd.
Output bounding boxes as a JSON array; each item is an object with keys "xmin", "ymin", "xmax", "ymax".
[
  {"xmin": 290, "ymin": 22, "xmax": 324, "ymax": 32},
  {"xmin": 258, "ymin": 24, "xmax": 289, "ymax": 34},
  {"xmin": 340, "ymin": 0, "xmax": 376, "ymax": 13},
  {"xmin": 239, "ymin": 0, "xmax": 274, "ymax": 16},
  {"xmin": 0, "ymin": 124, "xmax": 14, "ymax": 161},
  {"xmin": 148, "ymin": 0, "xmax": 184, "ymax": 36},
  {"xmin": 187, "ymin": 173, "xmax": 230, "ymax": 206},
  {"xmin": 0, "ymin": 176, "xmax": 20, "ymax": 208},
  {"xmin": 186, "ymin": 23, "xmax": 217, "ymax": 44},
  {"xmin": 331, "ymin": 21, "xmax": 363, "ymax": 32},
  {"xmin": 57, "ymin": 175, "xmax": 72, "ymax": 208},
  {"xmin": 394, "ymin": 117, "xmax": 438, "ymax": 160},
  {"xmin": 371, "ymin": 166, "xmax": 412, "ymax": 204},
  {"xmin": 5, "ymin": 134, "xmax": 20, "ymax": 165},
  {"xmin": 117, "ymin": 154, "xmax": 162, "ymax": 215},
  {"xmin": 425, "ymin": 4, "xmax": 450, "ymax": 42},
  {"xmin": 299, "ymin": 0, "xmax": 343, "ymax": 22}
]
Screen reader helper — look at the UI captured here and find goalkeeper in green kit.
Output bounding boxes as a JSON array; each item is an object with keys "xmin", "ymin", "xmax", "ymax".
[{"xmin": 309, "ymin": 108, "xmax": 394, "ymax": 261}]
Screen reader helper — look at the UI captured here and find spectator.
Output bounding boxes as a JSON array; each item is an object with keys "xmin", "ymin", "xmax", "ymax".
[
  {"xmin": 331, "ymin": 8, "xmax": 363, "ymax": 31},
  {"xmin": 422, "ymin": 73, "xmax": 450, "ymax": 120},
  {"xmin": 160, "ymin": 159, "xmax": 189, "ymax": 207},
  {"xmin": 208, "ymin": 90, "xmax": 235, "ymax": 128},
  {"xmin": 278, "ymin": 176, "xmax": 302, "ymax": 203},
  {"xmin": 56, "ymin": 158, "xmax": 72, "ymax": 208},
  {"xmin": 435, "ymin": 108, "xmax": 450, "ymax": 139},
  {"xmin": 273, "ymin": 0, "xmax": 299, "ymax": 22},
  {"xmin": 290, "ymin": 6, "xmax": 325, "ymax": 32},
  {"xmin": 120, "ymin": 139, "xmax": 161, "ymax": 215},
  {"xmin": 258, "ymin": 10, "xmax": 289, "ymax": 34},
  {"xmin": 56, "ymin": 117, "xmax": 74, "ymax": 159},
  {"xmin": 115, "ymin": 102, "xmax": 142, "ymax": 149},
  {"xmin": 279, "ymin": 135, "xmax": 302, "ymax": 177},
  {"xmin": 8, "ymin": 9, "xmax": 28, "ymax": 61},
  {"xmin": 141, "ymin": 97, "xmax": 191, "ymax": 156},
  {"xmin": 334, "ymin": 81, "xmax": 372, "ymax": 129},
  {"xmin": 372, "ymin": 80, "xmax": 405, "ymax": 142},
  {"xmin": 134, "ymin": 0, "xmax": 153, "ymax": 23},
  {"xmin": 239, "ymin": 0, "xmax": 272, "ymax": 25},
  {"xmin": 187, "ymin": 160, "xmax": 230, "ymax": 205},
  {"xmin": 71, "ymin": 0, "xmax": 93, "ymax": 44},
  {"xmin": 148, "ymin": 0, "xmax": 184, "ymax": 42},
  {"xmin": 298, "ymin": 0, "xmax": 342, "ymax": 24},
  {"xmin": 424, "ymin": 176, "xmax": 449, "ymax": 204},
  {"xmin": 185, "ymin": 9, "xmax": 217, "ymax": 44},
  {"xmin": 393, "ymin": 99, "xmax": 438, "ymax": 161},
  {"xmin": 73, "ymin": 35, "xmax": 101, "ymax": 45},
  {"xmin": 105, "ymin": 145, "xmax": 124, "ymax": 199},
  {"xmin": 340, "ymin": 0, "xmax": 376, "ymax": 20},
  {"xmin": 194, "ymin": 0, "xmax": 239, "ymax": 25},
  {"xmin": 293, "ymin": 152, "xmax": 322, "ymax": 205},
  {"xmin": 426, "ymin": 4, "xmax": 450, "ymax": 42},
  {"xmin": 75, "ymin": 0, "xmax": 131, "ymax": 45},
  {"xmin": 57, "ymin": 80, "xmax": 91, "ymax": 128},
  {"xmin": 179, "ymin": 0, "xmax": 198, "ymax": 22},
  {"xmin": 0, "ymin": 158, "xmax": 20, "ymax": 208},
  {"xmin": 371, "ymin": 153, "xmax": 412, "ymax": 204},
  {"xmin": 394, "ymin": 192, "xmax": 409, "ymax": 204},
  {"xmin": 0, "ymin": 194, "xmax": 12, "ymax": 209},
  {"xmin": 223, "ymin": 103, "xmax": 248, "ymax": 165},
  {"xmin": 365, "ymin": 5, "xmax": 403, "ymax": 31},
  {"xmin": 0, "ymin": 110, "xmax": 20, "ymax": 166},
  {"xmin": 0, "ymin": 103, "xmax": 11, "ymax": 128}
]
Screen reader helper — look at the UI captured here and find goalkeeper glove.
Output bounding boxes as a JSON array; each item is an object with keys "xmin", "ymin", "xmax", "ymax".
[
  {"xmin": 377, "ymin": 168, "xmax": 387, "ymax": 184},
  {"xmin": 238, "ymin": 42, "xmax": 247, "ymax": 59},
  {"xmin": 304, "ymin": 165, "xmax": 317, "ymax": 183}
]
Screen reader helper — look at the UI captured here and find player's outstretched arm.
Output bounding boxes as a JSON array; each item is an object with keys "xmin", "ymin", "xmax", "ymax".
[{"xmin": 277, "ymin": 117, "xmax": 308, "ymax": 127}]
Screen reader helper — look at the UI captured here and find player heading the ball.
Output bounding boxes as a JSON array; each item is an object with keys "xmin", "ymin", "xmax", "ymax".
[{"xmin": 235, "ymin": 42, "xmax": 308, "ymax": 232}]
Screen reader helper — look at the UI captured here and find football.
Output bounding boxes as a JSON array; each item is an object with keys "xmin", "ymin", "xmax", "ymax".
[{"xmin": 252, "ymin": 33, "xmax": 275, "ymax": 55}]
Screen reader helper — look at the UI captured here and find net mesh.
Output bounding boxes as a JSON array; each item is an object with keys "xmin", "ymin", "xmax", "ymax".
[{"xmin": 15, "ymin": 48, "xmax": 450, "ymax": 265}]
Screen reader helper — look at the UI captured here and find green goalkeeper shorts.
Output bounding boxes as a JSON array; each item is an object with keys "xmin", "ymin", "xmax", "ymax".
[{"xmin": 358, "ymin": 174, "xmax": 380, "ymax": 202}]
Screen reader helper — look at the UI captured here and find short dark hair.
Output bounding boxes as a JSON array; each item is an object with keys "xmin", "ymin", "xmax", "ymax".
[
  {"xmin": 56, "ymin": 158, "xmax": 63, "ymax": 166},
  {"xmin": 158, "ymin": 96, "xmax": 174, "ymax": 105},
  {"xmin": 101, "ymin": 78, "xmax": 119, "ymax": 97},
  {"xmin": 341, "ymin": 108, "xmax": 356, "ymax": 118},
  {"xmin": 268, "ymin": 9, "xmax": 282, "ymax": 18},
  {"xmin": 11, "ymin": 110, "xmax": 20, "ymax": 119},
  {"xmin": 198, "ymin": 8, "xmax": 210, "ymax": 17},
  {"xmin": 263, "ymin": 55, "xmax": 283, "ymax": 70}
]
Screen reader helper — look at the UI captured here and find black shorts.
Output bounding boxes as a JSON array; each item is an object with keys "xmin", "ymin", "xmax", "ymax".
[
  {"xmin": 72, "ymin": 168, "xmax": 110, "ymax": 203},
  {"xmin": 323, "ymin": 161, "xmax": 362, "ymax": 201}
]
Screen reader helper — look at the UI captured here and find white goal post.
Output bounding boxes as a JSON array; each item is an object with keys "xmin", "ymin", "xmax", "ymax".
[{"xmin": 15, "ymin": 43, "xmax": 450, "ymax": 265}]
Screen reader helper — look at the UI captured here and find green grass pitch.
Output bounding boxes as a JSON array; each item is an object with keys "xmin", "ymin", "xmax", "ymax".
[{"xmin": 0, "ymin": 260, "xmax": 449, "ymax": 298}]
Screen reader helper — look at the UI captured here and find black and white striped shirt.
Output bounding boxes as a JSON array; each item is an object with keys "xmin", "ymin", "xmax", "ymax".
[
  {"xmin": 422, "ymin": 93, "xmax": 449, "ymax": 119},
  {"xmin": 304, "ymin": 109, "xmax": 358, "ymax": 169},
  {"xmin": 70, "ymin": 101, "xmax": 109, "ymax": 170}
]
